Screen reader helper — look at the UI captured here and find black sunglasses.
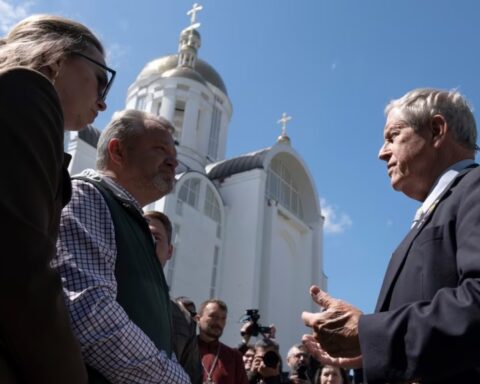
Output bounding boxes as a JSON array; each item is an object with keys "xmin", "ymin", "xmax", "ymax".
[{"xmin": 74, "ymin": 52, "xmax": 116, "ymax": 102}]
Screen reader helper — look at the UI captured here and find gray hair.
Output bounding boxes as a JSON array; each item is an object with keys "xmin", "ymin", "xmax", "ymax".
[
  {"xmin": 287, "ymin": 343, "xmax": 307, "ymax": 358},
  {"xmin": 385, "ymin": 88, "xmax": 478, "ymax": 150},
  {"xmin": 96, "ymin": 109, "xmax": 175, "ymax": 170},
  {"xmin": 0, "ymin": 14, "xmax": 104, "ymax": 72}
]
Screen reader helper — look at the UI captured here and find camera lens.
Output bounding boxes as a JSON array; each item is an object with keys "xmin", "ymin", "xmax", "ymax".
[{"xmin": 262, "ymin": 350, "xmax": 279, "ymax": 368}]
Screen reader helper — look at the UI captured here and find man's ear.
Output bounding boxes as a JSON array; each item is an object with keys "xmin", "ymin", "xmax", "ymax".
[
  {"xmin": 431, "ymin": 114, "xmax": 448, "ymax": 147},
  {"xmin": 107, "ymin": 138, "xmax": 125, "ymax": 166}
]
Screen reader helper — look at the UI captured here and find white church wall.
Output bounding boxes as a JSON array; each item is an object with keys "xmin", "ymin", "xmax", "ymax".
[
  {"xmin": 262, "ymin": 205, "xmax": 316, "ymax": 359},
  {"xmin": 159, "ymin": 174, "xmax": 225, "ymax": 309},
  {"xmin": 215, "ymin": 169, "xmax": 268, "ymax": 346}
]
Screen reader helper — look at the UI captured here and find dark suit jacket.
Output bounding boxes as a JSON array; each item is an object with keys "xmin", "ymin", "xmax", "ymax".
[
  {"xmin": 0, "ymin": 68, "xmax": 87, "ymax": 383},
  {"xmin": 359, "ymin": 165, "xmax": 480, "ymax": 384}
]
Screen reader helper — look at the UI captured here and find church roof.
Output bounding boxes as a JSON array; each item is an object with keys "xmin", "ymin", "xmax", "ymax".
[
  {"xmin": 78, "ymin": 125, "xmax": 101, "ymax": 148},
  {"xmin": 137, "ymin": 54, "xmax": 228, "ymax": 95},
  {"xmin": 207, "ymin": 148, "xmax": 271, "ymax": 180},
  {"xmin": 162, "ymin": 66, "xmax": 207, "ymax": 87}
]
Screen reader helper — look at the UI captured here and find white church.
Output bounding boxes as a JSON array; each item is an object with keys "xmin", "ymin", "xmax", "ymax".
[{"xmin": 65, "ymin": 4, "xmax": 327, "ymax": 358}]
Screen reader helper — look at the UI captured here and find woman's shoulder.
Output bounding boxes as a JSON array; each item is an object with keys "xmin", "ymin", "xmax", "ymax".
[{"xmin": 0, "ymin": 66, "xmax": 55, "ymax": 94}]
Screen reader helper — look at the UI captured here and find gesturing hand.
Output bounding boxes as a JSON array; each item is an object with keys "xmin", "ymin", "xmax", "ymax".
[
  {"xmin": 302, "ymin": 334, "xmax": 363, "ymax": 369},
  {"xmin": 302, "ymin": 286, "xmax": 363, "ymax": 358}
]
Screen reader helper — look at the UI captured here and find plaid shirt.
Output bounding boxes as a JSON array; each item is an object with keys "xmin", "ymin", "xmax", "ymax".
[{"xmin": 52, "ymin": 169, "xmax": 190, "ymax": 384}]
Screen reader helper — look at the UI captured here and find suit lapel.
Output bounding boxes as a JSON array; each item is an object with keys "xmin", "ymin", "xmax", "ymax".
[
  {"xmin": 375, "ymin": 226, "xmax": 421, "ymax": 312},
  {"xmin": 374, "ymin": 165, "xmax": 478, "ymax": 312}
]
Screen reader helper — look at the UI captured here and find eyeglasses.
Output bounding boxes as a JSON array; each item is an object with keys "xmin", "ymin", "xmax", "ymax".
[{"xmin": 74, "ymin": 52, "xmax": 116, "ymax": 102}]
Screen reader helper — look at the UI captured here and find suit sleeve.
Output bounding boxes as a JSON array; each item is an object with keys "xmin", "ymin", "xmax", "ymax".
[
  {"xmin": 0, "ymin": 68, "xmax": 87, "ymax": 383},
  {"xmin": 358, "ymin": 171, "xmax": 480, "ymax": 383}
]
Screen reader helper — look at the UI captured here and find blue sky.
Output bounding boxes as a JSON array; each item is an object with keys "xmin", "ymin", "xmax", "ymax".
[{"xmin": 3, "ymin": 0, "xmax": 480, "ymax": 314}]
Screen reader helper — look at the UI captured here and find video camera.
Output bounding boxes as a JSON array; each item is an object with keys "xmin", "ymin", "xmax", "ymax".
[{"xmin": 242, "ymin": 309, "xmax": 271, "ymax": 337}]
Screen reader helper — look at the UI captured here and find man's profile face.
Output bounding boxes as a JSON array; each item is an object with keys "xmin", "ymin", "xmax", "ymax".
[
  {"xmin": 123, "ymin": 121, "xmax": 178, "ymax": 201},
  {"xmin": 378, "ymin": 108, "xmax": 436, "ymax": 201},
  {"xmin": 197, "ymin": 303, "xmax": 227, "ymax": 340}
]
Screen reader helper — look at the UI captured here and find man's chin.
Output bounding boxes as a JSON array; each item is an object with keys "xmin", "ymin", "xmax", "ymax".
[
  {"xmin": 153, "ymin": 179, "xmax": 174, "ymax": 195},
  {"xmin": 207, "ymin": 330, "xmax": 223, "ymax": 339}
]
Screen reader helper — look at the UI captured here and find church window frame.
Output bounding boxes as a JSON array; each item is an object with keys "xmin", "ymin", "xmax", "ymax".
[
  {"xmin": 266, "ymin": 158, "xmax": 304, "ymax": 220},
  {"xmin": 208, "ymin": 101, "xmax": 222, "ymax": 160},
  {"xmin": 135, "ymin": 94, "xmax": 147, "ymax": 110},
  {"xmin": 178, "ymin": 178, "xmax": 201, "ymax": 209},
  {"xmin": 204, "ymin": 185, "xmax": 222, "ymax": 238},
  {"xmin": 173, "ymin": 100, "xmax": 186, "ymax": 140}
]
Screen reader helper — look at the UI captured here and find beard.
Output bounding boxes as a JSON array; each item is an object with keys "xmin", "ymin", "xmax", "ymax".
[
  {"xmin": 204, "ymin": 325, "xmax": 223, "ymax": 340},
  {"xmin": 152, "ymin": 173, "xmax": 175, "ymax": 196}
]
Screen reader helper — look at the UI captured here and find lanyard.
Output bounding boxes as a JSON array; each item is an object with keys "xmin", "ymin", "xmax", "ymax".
[{"xmin": 202, "ymin": 343, "xmax": 221, "ymax": 384}]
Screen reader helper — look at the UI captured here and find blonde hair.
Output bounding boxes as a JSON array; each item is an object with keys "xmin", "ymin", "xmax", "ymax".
[{"xmin": 0, "ymin": 14, "xmax": 104, "ymax": 72}]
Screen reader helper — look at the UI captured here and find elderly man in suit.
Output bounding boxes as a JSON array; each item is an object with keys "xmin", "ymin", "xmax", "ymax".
[{"xmin": 302, "ymin": 88, "xmax": 480, "ymax": 383}]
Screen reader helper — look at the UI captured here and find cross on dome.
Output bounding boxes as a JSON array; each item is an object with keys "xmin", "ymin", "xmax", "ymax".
[{"xmin": 187, "ymin": 3, "xmax": 203, "ymax": 26}]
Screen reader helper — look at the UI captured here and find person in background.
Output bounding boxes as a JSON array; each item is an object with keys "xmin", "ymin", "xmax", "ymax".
[
  {"xmin": 249, "ymin": 338, "xmax": 284, "ymax": 384},
  {"xmin": 53, "ymin": 110, "xmax": 189, "ymax": 383},
  {"xmin": 0, "ymin": 14, "xmax": 111, "ymax": 383},
  {"xmin": 286, "ymin": 344, "xmax": 312, "ymax": 384},
  {"xmin": 314, "ymin": 365, "xmax": 350, "ymax": 384},
  {"xmin": 242, "ymin": 345, "xmax": 255, "ymax": 375},
  {"xmin": 197, "ymin": 299, "xmax": 249, "ymax": 384},
  {"xmin": 145, "ymin": 210, "xmax": 202, "ymax": 383}
]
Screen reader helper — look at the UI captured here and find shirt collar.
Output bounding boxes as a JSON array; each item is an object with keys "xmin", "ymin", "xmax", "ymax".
[
  {"xmin": 421, "ymin": 159, "xmax": 476, "ymax": 214},
  {"xmin": 79, "ymin": 169, "xmax": 144, "ymax": 213}
]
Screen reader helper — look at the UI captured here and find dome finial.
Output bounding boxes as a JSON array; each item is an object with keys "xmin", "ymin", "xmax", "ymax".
[
  {"xmin": 177, "ymin": 3, "xmax": 203, "ymax": 68},
  {"xmin": 187, "ymin": 3, "xmax": 203, "ymax": 28},
  {"xmin": 277, "ymin": 112, "xmax": 292, "ymax": 145}
]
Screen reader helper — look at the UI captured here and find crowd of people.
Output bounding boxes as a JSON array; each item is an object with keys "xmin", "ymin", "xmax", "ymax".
[{"xmin": 3, "ymin": 11, "xmax": 480, "ymax": 384}]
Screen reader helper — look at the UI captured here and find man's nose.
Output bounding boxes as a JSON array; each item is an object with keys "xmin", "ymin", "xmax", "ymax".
[
  {"xmin": 166, "ymin": 155, "xmax": 178, "ymax": 169},
  {"xmin": 97, "ymin": 99, "xmax": 107, "ymax": 112},
  {"xmin": 378, "ymin": 142, "xmax": 391, "ymax": 161}
]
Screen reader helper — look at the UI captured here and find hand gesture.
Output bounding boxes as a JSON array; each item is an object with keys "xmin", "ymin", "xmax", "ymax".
[
  {"xmin": 302, "ymin": 286, "xmax": 363, "ymax": 358},
  {"xmin": 302, "ymin": 334, "xmax": 363, "ymax": 369}
]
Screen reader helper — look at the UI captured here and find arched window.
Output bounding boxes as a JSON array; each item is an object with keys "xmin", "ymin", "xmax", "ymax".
[
  {"xmin": 208, "ymin": 100, "xmax": 222, "ymax": 160},
  {"xmin": 266, "ymin": 157, "xmax": 303, "ymax": 219},
  {"xmin": 204, "ymin": 185, "xmax": 222, "ymax": 237},
  {"xmin": 178, "ymin": 178, "xmax": 200, "ymax": 208}
]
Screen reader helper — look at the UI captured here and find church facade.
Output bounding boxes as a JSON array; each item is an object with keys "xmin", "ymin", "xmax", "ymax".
[{"xmin": 65, "ymin": 7, "xmax": 327, "ymax": 357}]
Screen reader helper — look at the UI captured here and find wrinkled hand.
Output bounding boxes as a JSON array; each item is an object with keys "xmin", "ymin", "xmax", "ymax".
[
  {"xmin": 302, "ymin": 286, "xmax": 363, "ymax": 358},
  {"xmin": 302, "ymin": 334, "xmax": 363, "ymax": 369}
]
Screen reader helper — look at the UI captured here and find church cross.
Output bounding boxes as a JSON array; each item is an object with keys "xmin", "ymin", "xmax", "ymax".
[
  {"xmin": 277, "ymin": 112, "xmax": 292, "ymax": 136},
  {"xmin": 187, "ymin": 3, "xmax": 203, "ymax": 25}
]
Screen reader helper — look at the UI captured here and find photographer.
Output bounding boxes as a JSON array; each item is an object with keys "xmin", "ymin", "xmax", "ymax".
[{"xmin": 249, "ymin": 338, "xmax": 284, "ymax": 384}]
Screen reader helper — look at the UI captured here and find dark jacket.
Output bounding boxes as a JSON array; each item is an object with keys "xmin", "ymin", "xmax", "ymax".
[
  {"xmin": 171, "ymin": 300, "xmax": 202, "ymax": 384},
  {"xmin": 0, "ymin": 67, "xmax": 87, "ymax": 383},
  {"xmin": 359, "ymin": 165, "xmax": 480, "ymax": 383}
]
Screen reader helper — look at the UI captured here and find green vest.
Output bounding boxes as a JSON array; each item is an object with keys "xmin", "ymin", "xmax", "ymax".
[{"xmin": 76, "ymin": 177, "xmax": 173, "ymax": 383}]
